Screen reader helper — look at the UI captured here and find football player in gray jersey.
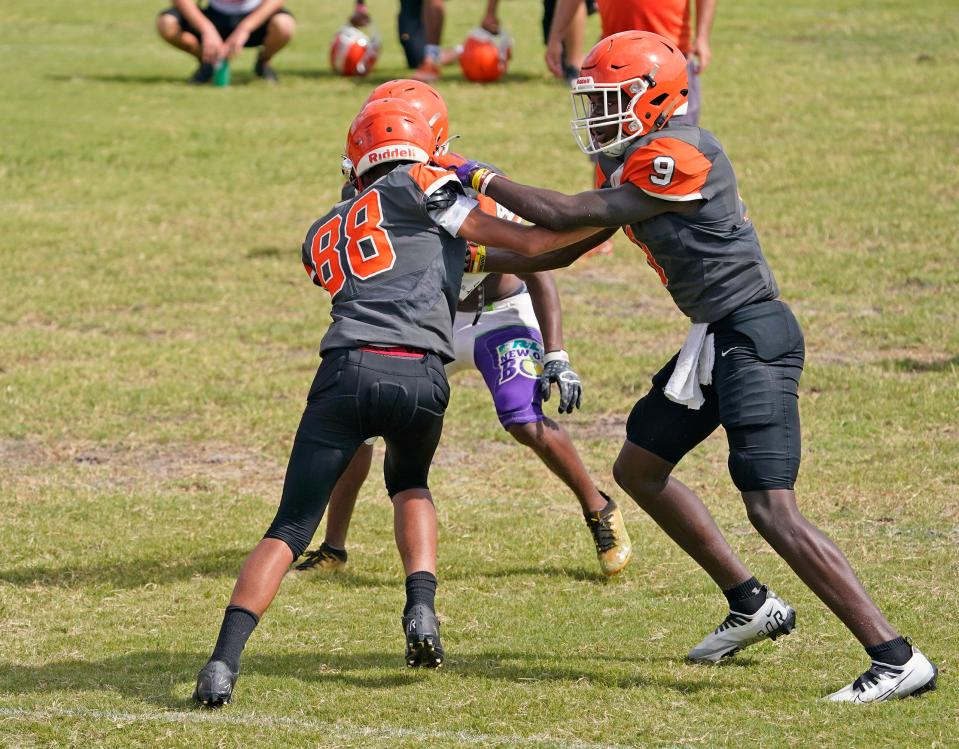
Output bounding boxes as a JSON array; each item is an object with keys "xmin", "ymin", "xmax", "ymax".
[
  {"xmin": 448, "ymin": 31, "xmax": 937, "ymax": 702},
  {"xmin": 193, "ymin": 98, "xmax": 602, "ymax": 706},
  {"xmin": 295, "ymin": 79, "xmax": 632, "ymax": 580}
]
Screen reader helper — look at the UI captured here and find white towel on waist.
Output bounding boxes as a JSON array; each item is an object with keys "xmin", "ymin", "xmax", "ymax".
[{"xmin": 663, "ymin": 323, "xmax": 715, "ymax": 410}]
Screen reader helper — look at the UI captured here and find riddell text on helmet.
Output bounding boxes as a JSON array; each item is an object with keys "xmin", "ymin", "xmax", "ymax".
[{"xmin": 369, "ymin": 147, "xmax": 417, "ymax": 164}]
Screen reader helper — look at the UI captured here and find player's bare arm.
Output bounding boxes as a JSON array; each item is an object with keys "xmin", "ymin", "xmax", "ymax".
[
  {"xmin": 477, "ymin": 228, "xmax": 617, "ymax": 275},
  {"xmin": 457, "ymin": 205, "xmax": 601, "ymax": 256},
  {"xmin": 519, "ymin": 272, "xmax": 563, "ymax": 352},
  {"xmin": 488, "ymin": 178, "xmax": 702, "ymax": 231}
]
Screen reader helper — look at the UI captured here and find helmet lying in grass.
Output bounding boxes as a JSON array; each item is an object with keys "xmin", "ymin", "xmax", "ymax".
[
  {"xmin": 330, "ymin": 24, "xmax": 381, "ymax": 77},
  {"xmin": 459, "ymin": 27, "xmax": 512, "ymax": 83}
]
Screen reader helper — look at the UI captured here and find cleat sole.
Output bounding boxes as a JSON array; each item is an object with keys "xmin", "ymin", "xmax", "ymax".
[{"xmin": 406, "ymin": 638, "xmax": 444, "ymax": 669}]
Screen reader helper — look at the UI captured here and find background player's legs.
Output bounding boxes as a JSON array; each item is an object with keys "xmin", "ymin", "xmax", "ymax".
[
  {"xmin": 257, "ymin": 11, "xmax": 295, "ymax": 65},
  {"xmin": 741, "ymin": 488, "xmax": 897, "ymax": 647},
  {"xmin": 508, "ymin": 418, "xmax": 606, "ymax": 514},
  {"xmin": 322, "ymin": 442, "xmax": 374, "ymax": 550},
  {"xmin": 473, "ymin": 322, "xmax": 631, "ymax": 574},
  {"xmin": 613, "ymin": 441, "xmax": 751, "ymax": 590},
  {"xmin": 156, "ymin": 12, "xmax": 201, "ymax": 58},
  {"xmin": 398, "ymin": 0, "xmax": 426, "ymax": 68}
]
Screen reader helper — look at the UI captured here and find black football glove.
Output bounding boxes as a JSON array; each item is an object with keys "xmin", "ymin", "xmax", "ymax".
[{"xmin": 538, "ymin": 352, "xmax": 582, "ymax": 414}]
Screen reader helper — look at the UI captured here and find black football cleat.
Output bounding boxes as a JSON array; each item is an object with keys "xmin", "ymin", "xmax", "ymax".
[
  {"xmin": 193, "ymin": 659, "xmax": 238, "ymax": 707},
  {"xmin": 188, "ymin": 62, "xmax": 214, "ymax": 85},
  {"xmin": 253, "ymin": 56, "xmax": 279, "ymax": 84},
  {"xmin": 402, "ymin": 604, "xmax": 444, "ymax": 669}
]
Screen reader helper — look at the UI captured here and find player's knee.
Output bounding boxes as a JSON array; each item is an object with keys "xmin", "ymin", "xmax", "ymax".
[
  {"xmin": 613, "ymin": 456, "xmax": 666, "ymax": 507},
  {"xmin": 743, "ymin": 491, "xmax": 800, "ymax": 540},
  {"xmin": 269, "ymin": 13, "xmax": 296, "ymax": 41},
  {"xmin": 507, "ymin": 420, "xmax": 542, "ymax": 447},
  {"xmin": 263, "ymin": 530, "xmax": 308, "ymax": 561},
  {"xmin": 156, "ymin": 13, "xmax": 180, "ymax": 40}
]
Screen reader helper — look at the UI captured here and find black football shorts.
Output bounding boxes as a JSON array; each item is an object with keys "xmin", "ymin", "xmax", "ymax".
[
  {"xmin": 626, "ymin": 300, "xmax": 805, "ymax": 492},
  {"xmin": 264, "ymin": 347, "xmax": 449, "ymax": 559}
]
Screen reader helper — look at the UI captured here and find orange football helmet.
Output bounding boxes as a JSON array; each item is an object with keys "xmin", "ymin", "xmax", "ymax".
[
  {"xmin": 570, "ymin": 31, "xmax": 689, "ymax": 156},
  {"xmin": 459, "ymin": 28, "xmax": 512, "ymax": 83},
  {"xmin": 330, "ymin": 24, "xmax": 381, "ymax": 77},
  {"xmin": 346, "ymin": 98, "xmax": 434, "ymax": 186},
  {"xmin": 364, "ymin": 79, "xmax": 450, "ymax": 153}
]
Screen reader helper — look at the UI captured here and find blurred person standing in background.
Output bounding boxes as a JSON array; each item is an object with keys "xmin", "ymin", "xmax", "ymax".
[{"xmin": 545, "ymin": 0, "xmax": 716, "ymax": 123}]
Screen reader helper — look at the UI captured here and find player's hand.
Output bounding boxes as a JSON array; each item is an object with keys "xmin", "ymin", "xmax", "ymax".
[
  {"xmin": 545, "ymin": 38, "xmax": 565, "ymax": 78},
  {"xmin": 350, "ymin": 3, "xmax": 371, "ymax": 27},
  {"xmin": 480, "ymin": 13, "xmax": 500, "ymax": 35},
  {"xmin": 223, "ymin": 26, "xmax": 250, "ymax": 58},
  {"xmin": 200, "ymin": 29, "xmax": 225, "ymax": 64},
  {"xmin": 538, "ymin": 353, "xmax": 582, "ymax": 414},
  {"xmin": 691, "ymin": 37, "xmax": 711, "ymax": 73}
]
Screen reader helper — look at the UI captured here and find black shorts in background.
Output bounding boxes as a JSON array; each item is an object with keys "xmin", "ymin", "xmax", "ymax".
[{"xmin": 159, "ymin": 4, "xmax": 292, "ymax": 47}]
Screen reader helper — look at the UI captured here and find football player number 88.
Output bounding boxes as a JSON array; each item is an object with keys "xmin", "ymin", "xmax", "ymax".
[
  {"xmin": 649, "ymin": 156, "xmax": 675, "ymax": 186},
  {"xmin": 309, "ymin": 190, "xmax": 398, "ymax": 298}
]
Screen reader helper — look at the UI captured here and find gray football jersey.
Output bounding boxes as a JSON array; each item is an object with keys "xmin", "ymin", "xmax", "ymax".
[
  {"xmin": 302, "ymin": 164, "xmax": 468, "ymax": 361},
  {"xmin": 596, "ymin": 123, "xmax": 779, "ymax": 323}
]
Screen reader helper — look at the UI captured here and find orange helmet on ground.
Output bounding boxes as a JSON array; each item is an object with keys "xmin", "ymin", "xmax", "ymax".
[
  {"xmin": 570, "ymin": 31, "xmax": 688, "ymax": 156},
  {"xmin": 346, "ymin": 98, "xmax": 434, "ymax": 184},
  {"xmin": 459, "ymin": 28, "xmax": 511, "ymax": 83},
  {"xmin": 364, "ymin": 79, "xmax": 450, "ymax": 153},
  {"xmin": 330, "ymin": 24, "xmax": 381, "ymax": 77}
]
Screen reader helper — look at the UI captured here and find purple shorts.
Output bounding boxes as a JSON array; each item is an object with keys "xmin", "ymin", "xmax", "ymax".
[{"xmin": 448, "ymin": 294, "xmax": 545, "ymax": 429}]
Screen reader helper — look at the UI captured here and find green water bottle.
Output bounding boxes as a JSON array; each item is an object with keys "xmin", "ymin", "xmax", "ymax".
[{"xmin": 213, "ymin": 58, "xmax": 231, "ymax": 87}]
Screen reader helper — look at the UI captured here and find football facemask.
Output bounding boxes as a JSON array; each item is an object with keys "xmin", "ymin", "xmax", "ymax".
[{"xmin": 570, "ymin": 76, "xmax": 648, "ymax": 157}]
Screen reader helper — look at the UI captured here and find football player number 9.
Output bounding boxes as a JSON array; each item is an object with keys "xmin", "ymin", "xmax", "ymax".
[
  {"xmin": 309, "ymin": 190, "xmax": 397, "ymax": 298},
  {"xmin": 649, "ymin": 156, "xmax": 675, "ymax": 186}
]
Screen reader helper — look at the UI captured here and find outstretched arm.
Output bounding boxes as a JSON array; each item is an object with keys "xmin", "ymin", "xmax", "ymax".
[
  {"xmin": 457, "ymin": 205, "xmax": 601, "ymax": 256},
  {"xmin": 476, "ymin": 228, "xmax": 618, "ymax": 274},
  {"xmin": 482, "ymin": 176, "xmax": 680, "ymax": 231}
]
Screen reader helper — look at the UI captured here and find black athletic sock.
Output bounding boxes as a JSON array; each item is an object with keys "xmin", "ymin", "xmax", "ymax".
[
  {"xmin": 319, "ymin": 541, "xmax": 348, "ymax": 562},
  {"xmin": 404, "ymin": 571, "xmax": 437, "ymax": 616},
  {"xmin": 866, "ymin": 636, "xmax": 912, "ymax": 667},
  {"xmin": 723, "ymin": 576, "xmax": 767, "ymax": 615},
  {"xmin": 210, "ymin": 605, "xmax": 259, "ymax": 673}
]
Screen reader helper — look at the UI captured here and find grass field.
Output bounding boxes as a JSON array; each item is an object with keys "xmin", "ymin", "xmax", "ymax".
[{"xmin": 2, "ymin": 0, "xmax": 958, "ymax": 746}]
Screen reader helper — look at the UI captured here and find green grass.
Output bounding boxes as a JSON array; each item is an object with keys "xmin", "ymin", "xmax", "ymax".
[{"xmin": 1, "ymin": 0, "xmax": 958, "ymax": 746}]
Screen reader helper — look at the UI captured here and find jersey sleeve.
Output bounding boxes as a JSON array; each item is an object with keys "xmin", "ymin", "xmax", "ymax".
[
  {"xmin": 408, "ymin": 162, "xmax": 463, "ymax": 199},
  {"xmin": 476, "ymin": 193, "xmax": 523, "ymax": 224},
  {"xmin": 425, "ymin": 185, "xmax": 478, "ymax": 237},
  {"xmin": 621, "ymin": 138, "xmax": 712, "ymax": 202}
]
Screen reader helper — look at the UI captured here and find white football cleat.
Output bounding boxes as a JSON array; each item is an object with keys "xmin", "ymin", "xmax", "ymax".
[
  {"xmin": 825, "ymin": 646, "xmax": 938, "ymax": 703},
  {"xmin": 687, "ymin": 587, "xmax": 796, "ymax": 663}
]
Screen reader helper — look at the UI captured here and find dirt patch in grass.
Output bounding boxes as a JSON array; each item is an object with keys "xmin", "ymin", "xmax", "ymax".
[{"xmin": 0, "ymin": 437, "xmax": 284, "ymax": 494}]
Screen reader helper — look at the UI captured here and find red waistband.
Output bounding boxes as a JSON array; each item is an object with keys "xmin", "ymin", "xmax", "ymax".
[{"xmin": 360, "ymin": 345, "xmax": 427, "ymax": 358}]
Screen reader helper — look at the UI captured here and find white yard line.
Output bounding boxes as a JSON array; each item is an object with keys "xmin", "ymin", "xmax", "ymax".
[{"xmin": 0, "ymin": 706, "xmax": 639, "ymax": 749}]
